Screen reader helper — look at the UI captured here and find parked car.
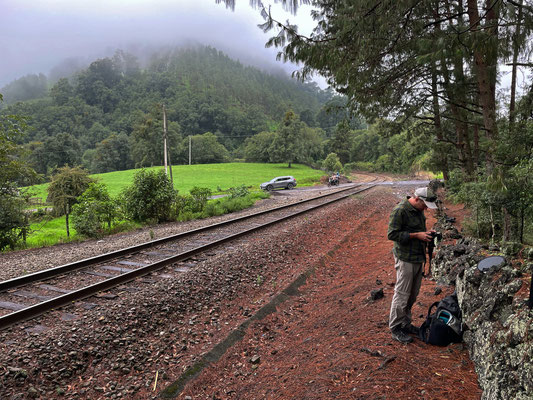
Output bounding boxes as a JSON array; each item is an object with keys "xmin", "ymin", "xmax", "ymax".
[{"xmin": 260, "ymin": 176, "xmax": 297, "ymax": 191}]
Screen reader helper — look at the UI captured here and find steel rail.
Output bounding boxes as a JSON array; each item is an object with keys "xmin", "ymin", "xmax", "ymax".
[
  {"xmin": 0, "ymin": 184, "xmax": 362, "ymax": 293},
  {"xmin": 0, "ymin": 184, "xmax": 375, "ymax": 330}
]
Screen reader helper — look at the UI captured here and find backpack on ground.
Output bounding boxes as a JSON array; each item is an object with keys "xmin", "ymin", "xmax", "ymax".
[{"xmin": 418, "ymin": 293, "xmax": 463, "ymax": 346}]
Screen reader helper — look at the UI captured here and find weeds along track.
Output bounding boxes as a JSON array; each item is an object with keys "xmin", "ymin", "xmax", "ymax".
[{"xmin": 0, "ymin": 183, "xmax": 377, "ymax": 330}]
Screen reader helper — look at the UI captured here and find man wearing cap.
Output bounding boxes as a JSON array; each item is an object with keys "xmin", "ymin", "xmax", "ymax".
[{"xmin": 387, "ymin": 187, "xmax": 438, "ymax": 343}]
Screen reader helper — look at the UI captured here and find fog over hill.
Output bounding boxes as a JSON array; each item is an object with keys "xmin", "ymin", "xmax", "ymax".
[{"xmin": 1, "ymin": 0, "xmax": 325, "ymax": 89}]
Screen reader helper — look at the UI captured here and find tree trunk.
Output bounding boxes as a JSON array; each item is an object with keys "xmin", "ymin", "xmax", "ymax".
[
  {"xmin": 431, "ymin": 60, "xmax": 450, "ymax": 182},
  {"xmin": 509, "ymin": 0, "xmax": 524, "ymax": 129},
  {"xmin": 466, "ymin": 0, "xmax": 499, "ymax": 168},
  {"xmin": 502, "ymin": 206, "xmax": 511, "ymax": 243},
  {"xmin": 65, "ymin": 203, "xmax": 70, "ymax": 237},
  {"xmin": 473, "ymin": 124, "xmax": 479, "ymax": 166},
  {"xmin": 438, "ymin": 1, "xmax": 475, "ymax": 177}
]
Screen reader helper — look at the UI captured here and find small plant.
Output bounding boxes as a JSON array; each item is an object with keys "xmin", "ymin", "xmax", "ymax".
[
  {"xmin": 149, "ymin": 229, "xmax": 155, "ymax": 240},
  {"xmin": 256, "ymin": 275, "xmax": 263, "ymax": 285},
  {"xmin": 228, "ymin": 185, "xmax": 249, "ymax": 199}
]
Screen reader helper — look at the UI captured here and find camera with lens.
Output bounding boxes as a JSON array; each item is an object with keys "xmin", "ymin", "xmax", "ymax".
[{"xmin": 430, "ymin": 231, "xmax": 443, "ymax": 241}]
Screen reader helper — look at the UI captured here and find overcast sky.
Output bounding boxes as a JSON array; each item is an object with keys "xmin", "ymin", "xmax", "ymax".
[{"xmin": 1, "ymin": 0, "xmax": 325, "ymax": 88}]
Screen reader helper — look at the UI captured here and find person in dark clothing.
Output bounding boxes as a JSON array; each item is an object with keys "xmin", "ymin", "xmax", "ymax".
[{"xmin": 387, "ymin": 187, "xmax": 437, "ymax": 343}]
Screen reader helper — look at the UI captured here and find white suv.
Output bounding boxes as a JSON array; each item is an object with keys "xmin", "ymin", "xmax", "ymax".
[{"xmin": 260, "ymin": 176, "xmax": 297, "ymax": 191}]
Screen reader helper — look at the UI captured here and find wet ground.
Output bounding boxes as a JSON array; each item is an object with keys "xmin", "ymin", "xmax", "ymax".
[{"xmin": 173, "ymin": 182, "xmax": 481, "ymax": 399}]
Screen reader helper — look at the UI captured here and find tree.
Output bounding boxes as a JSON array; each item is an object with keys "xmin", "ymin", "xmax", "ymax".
[
  {"xmin": 251, "ymin": 0, "xmax": 533, "ymax": 181},
  {"xmin": 76, "ymin": 58, "xmax": 121, "ymax": 112},
  {"xmin": 322, "ymin": 153, "xmax": 342, "ymax": 174},
  {"xmin": 120, "ymin": 169, "xmax": 177, "ymax": 223},
  {"xmin": 90, "ymin": 133, "xmax": 132, "ymax": 173},
  {"xmin": 329, "ymin": 121, "xmax": 354, "ymax": 164},
  {"xmin": 0, "ymin": 96, "xmax": 38, "ymax": 250},
  {"xmin": 50, "ymin": 78, "xmax": 74, "ymax": 106},
  {"xmin": 243, "ymin": 130, "xmax": 278, "ymax": 162},
  {"xmin": 177, "ymin": 132, "xmax": 229, "ymax": 164},
  {"xmin": 0, "ymin": 73, "xmax": 48, "ymax": 104},
  {"xmin": 268, "ymin": 110, "xmax": 307, "ymax": 167},
  {"xmin": 41, "ymin": 133, "xmax": 82, "ymax": 173},
  {"xmin": 47, "ymin": 166, "xmax": 95, "ymax": 237},
  {"xmin": 130, "ymin": 109, "xmax": 181, "ymax": 168}
]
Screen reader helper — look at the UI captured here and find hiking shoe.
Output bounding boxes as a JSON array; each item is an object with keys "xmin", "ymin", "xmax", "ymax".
[
  {"xmin": 391, "ymin": 327, "xmax": 413, "ymax": 343},
  {"xmin": 402, "ymin": 324, "xmax": 420, "ymax": 336}
]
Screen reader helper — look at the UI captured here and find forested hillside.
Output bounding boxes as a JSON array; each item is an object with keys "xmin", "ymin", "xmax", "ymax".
[{"xmin": 1, "ymin": 46, "xmax": 349, "ymax": 175}]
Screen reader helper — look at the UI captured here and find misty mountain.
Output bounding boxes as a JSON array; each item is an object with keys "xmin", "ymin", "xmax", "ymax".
[{"xmin": 1, "ymin": 45, "xmax": 347, "ymax": 176}]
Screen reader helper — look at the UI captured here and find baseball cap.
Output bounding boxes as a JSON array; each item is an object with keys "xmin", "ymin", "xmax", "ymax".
[{"xmin": 414, "ymin": 187, "xmax": 438, "ymax": 209}]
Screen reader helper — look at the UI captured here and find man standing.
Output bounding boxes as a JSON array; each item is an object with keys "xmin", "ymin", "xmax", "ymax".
[{"xmin": 387, "ymin": 187, "xmax": 438, "ymax": 343}]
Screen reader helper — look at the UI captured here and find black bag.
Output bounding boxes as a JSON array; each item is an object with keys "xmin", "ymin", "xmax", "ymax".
[{"xmin": 419, "ymin": 293, "xmax": 463, "ymax": 346}]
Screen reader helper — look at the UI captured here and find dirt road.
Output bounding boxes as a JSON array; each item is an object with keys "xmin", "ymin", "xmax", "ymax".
[{"xmin": 170, "ymin": 184, "xmax": 481, "ymax": 399}]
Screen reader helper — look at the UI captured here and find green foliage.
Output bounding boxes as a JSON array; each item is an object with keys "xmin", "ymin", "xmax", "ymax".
[
  {"xmin": 1, "ymin": 46, "xmax": 332, "ymax": 179},
  {"xmin": 1, "ymin": 74, "xmax": 48, "ymax": 104},
  {"xmin": 47, "ymin": 166, "xmax": 95, "ymax": 236},
  {"xmin": 243, "ymin": 131, "xmax": 277, "ymax": 162},
  {"xmin": 130, "ymin": 109, "xmax": 181, "ymax": 168},
  {"xmin": 40, "ymin": 133, "xmax": 82, "ymax": 174},
  {"xmin": 177, "ymin": 132, "xmax": 229, "ymax": 165},
  {"xmin": 189, "ymin": 187, "xmax": 212, "ymax": 212},
  {"xmin": 0, "ymin": 190, "xmax": 29, "ymax": 251},
  {"xmin": 451, "ymin": 160, "xmax": 533, "ymax": 244},
  {"xmin": 120, "ymin": 169, "xmax": 177, "ymax": 223},
  {"xmin": 25, "ymin": 162, "xmax": 325, "ymax": 204},
  {"xmin": 202, "ymin": 195, "xmax": 255, "ymax": 217},
  {"xmin": 268, "ymin": 110, "xmax": 308, "ymax": 167},
  {"xmin": 88, "ymin": 133, "xmax": 132, "ymax": 173},
  {"xmin": 71, "ymin": 183, "xmax": 118, "ymax": 238},
  {"xmin": 227, "ymin": 184, "xmax": 249, "ymax": 199},
  {"xmin": 0, "ymin": 103, "xmax": 37, "ymax": 250},
  {"xmin": 322, "ymin": 153, "xmax": 342, "ymax": 173},
  {"xmin": 48, "ymin": 166, "xmax": 95, "ymax": 216}
]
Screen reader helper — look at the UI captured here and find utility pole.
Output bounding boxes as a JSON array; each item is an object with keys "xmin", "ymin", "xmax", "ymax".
[
  {"xmin": 163, "ymin": 104, "xmax": 168, "ymax": 175},
  {"xmin": 189, "ymin": 135, "xmax": 192, "ymax": 165}
]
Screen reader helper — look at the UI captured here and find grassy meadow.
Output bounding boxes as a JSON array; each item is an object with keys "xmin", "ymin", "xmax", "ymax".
[
  {"xmin": 26, "ymin": 163, "xmax": 324, "ymax": 202},
  {"xmin": 21, "ymin": 163, "xmax": 325, "ymax": 249}
]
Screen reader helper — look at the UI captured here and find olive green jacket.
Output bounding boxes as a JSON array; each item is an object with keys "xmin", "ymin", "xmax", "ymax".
[{"xmin": 387, "ymin": 198, "xmax": 427, "ymax": 263}]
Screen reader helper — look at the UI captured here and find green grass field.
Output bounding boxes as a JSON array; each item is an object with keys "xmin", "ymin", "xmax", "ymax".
[
  {"xmin": 26, "ymin": 215, "xmax": 79, "ymax": 248},
  {"xmin": 20, "ymin": 163, "xmax": 325, "ymax": 249},
  {"xmin": 25, "ymin": 163, "xmax": 325, "ymax": 202}
]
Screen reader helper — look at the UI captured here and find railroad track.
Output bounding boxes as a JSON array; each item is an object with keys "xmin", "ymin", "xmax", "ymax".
[{"xmin": 0, "ymin": 183, "xmax": 376, "ymax": 330}]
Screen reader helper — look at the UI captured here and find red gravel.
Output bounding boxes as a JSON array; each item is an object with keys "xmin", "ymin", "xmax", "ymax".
[{"xmin": 177, "ymin": 185, "xmax": 481, "ymax": 399}]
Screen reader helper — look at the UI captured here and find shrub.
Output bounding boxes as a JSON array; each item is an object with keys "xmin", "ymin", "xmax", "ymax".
[
  {"xmin": 322, "ymin": 153, "xmax": 342, "ymax": 174},
  {"xmin": 120, "ymin": 169, "xmax": 177, "ymax": 223},
  {"xmin": 189, "ymin": 187, "xmax": 211, "ymax": 212},
  {"xmin": 228, "ymin": 185, "xmax": 250, "ymax": 199},
  {"xmin": 0, "ymin": 190, "xmax": 29, "ymax": 251},
  {"xmin": 71, "ymin": 183, "xmax": 118, "ymax": 238}
]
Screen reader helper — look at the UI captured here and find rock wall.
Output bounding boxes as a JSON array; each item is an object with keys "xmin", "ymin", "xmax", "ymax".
[{"xmin": 431, "ymin": 221, "xmax": 533, "ymax": 400}]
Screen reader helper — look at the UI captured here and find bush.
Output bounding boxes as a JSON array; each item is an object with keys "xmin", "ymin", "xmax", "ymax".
[
  {"xmin": 446, "ymin": 169, "xmax": 469, "ymax": 199},
  {"xmin": 0, "ymin": 190, "xmax": 29, "ymax": 251},
  {"xmin": 189, "ymin": 187, "xmax": 211, "ymax": 212},
  {"xmin": 71, "ymin": 183, "xmax": 118, "ymax": 238},
  {"xmin": 228, "ymin": 185, "xmax": 250, "ymax": 199},
  {"xmin": 201, "ymin": 194, "xmax": 257, "ymax": 218},
  {"xmin": 347, "ymin": 161, "xmax": 375, "ymax": 172},
  {"xmin": 322, "ymin": 153, "xmax": 342, "ymax": 174},
  {"xmin": 120, "ymin": 169, "xmax": 177, "ymax": 223}
]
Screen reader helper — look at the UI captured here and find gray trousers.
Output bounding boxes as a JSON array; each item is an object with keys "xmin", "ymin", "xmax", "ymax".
[{"xmin": 389, "ymin": 256, "xmax": 423, "ymax": 331}]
